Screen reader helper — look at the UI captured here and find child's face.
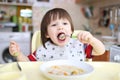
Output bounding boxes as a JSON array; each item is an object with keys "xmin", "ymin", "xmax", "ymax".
[{"xmin": 46, "ymin": 18, "xmax": 72, "ymax": 46}]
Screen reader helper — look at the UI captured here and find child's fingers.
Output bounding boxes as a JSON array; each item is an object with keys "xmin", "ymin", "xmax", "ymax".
[
  {"xmin": 78, "ymin": 31, "xmax": 92, "ymax": 43},
  {"xmin": 9, "ymin": 41, "xmax": 20, "ymax": 56},
  {"xmin": 10, "ymin": 41, "xmax": 18, "ymax": 46},
  {"xmin": 9, "ymin": 45, "xmax": 17, "ymax": 55},
  {"xmin": 77, "ymin": 31, "xmax": 86, "ymax": 41},
  {"xmin": 83, "ymin": 33, "xmax": 91, "ymax": 42}
]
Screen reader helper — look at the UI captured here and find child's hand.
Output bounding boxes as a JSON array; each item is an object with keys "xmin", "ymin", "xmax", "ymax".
[
  {"xmin": 77, "ymin": 31, "xmax": 94, "ymax": 44},
  {"xmin": 9, "ymin": 41, "xmax": 21, "ymax": 57}
]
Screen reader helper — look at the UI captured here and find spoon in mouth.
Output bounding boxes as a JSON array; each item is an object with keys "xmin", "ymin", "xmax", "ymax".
[{"xmin": 57, "ymin": 33, "xmax": 70, "ymax": 41}]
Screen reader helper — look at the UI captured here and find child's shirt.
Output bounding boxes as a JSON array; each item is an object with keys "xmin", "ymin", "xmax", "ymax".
[{"xmin": 28, "ymin": 38, "xmax": 93, "ymax": 61}]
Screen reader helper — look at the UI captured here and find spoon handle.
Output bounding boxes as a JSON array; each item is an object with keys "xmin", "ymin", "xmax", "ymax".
[{"xmin": 17, "ymin": 62, "xmax": 22, "ymax": 71}]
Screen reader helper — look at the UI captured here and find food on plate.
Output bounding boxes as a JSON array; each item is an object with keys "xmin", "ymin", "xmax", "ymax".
[
  {"xmin": 47, "ymin": 65, "xmax": 85, "ymax": 76},
  {"xmin": 40, "ymin": 60, "xmax": 94, "ymax": 80}
]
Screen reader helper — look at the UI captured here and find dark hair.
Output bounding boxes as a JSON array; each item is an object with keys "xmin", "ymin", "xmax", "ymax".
[{"xmin": 40, "ymin": 8, "xmax": 74, "ymax": 48}]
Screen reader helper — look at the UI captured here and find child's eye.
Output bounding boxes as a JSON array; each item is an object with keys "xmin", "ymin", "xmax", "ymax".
[
  {"xmin": 51, "ymin": 24, "xmax": 57, "ymax": 26},
  {"xmin": 63, "ymin": 22, "xmax": 68, "ymax": 25}
]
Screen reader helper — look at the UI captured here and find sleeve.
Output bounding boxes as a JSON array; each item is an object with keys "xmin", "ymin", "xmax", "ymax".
[
  {"xmin": 84, "ymin": 44, "xmax": 93, "ymax": 58},
  {"xmin": 27, "ymin": 51, "xmax": 37, "ymax": 61}
]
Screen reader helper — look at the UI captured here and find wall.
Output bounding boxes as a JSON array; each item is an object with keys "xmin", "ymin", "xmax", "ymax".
[{"xmin": 32, "ymin": 0, "xmax": 88, "ymax": 32}]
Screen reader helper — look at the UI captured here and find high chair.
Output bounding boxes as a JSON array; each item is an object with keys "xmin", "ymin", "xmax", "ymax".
[
  {"xmin": 31, "ymin": 31, "xmax": 42, "ymax": 53},
  {"xmin": 31, "ymin": 30, "xmax": 92, "ymax": 61}
]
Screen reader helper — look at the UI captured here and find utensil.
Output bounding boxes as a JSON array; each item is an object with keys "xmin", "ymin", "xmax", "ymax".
[{"xmin": 17, "ymin": 62, "xmax": 22, "ymax": 71}]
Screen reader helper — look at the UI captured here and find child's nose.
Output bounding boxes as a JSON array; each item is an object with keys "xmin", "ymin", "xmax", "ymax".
[
  {"xmin": 58, "ymin": 26, "xmax": 63, "ymax": 30},
  {"xmin": 58, "ymin": 25, "xmax": 63, "ymax": 30}
]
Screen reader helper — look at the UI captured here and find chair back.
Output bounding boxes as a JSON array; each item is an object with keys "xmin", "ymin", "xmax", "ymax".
[{"xmin": 31, "ymin": 31, "xmax": 41, "ymax": 53}]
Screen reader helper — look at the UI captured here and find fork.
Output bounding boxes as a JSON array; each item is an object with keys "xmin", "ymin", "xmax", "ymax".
[{"xmin": 17, "ymin": 62, "xmax": 22, "ymax": 71}]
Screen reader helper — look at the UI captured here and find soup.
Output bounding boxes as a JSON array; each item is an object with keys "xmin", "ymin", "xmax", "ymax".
[{"xmin": 47, "ymin": 65, "xmax": 85, "ymax": 76}]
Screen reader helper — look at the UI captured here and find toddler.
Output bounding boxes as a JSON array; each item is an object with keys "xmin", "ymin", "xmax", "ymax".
[{"xmin": 9, "ymin": 8, "xmax": 105, "ymax": 62}]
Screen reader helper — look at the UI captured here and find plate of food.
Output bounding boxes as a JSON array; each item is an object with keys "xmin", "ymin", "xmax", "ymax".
[{"xmin": 40, "ymin": 60, "xmax": 94, "ymax": 80}]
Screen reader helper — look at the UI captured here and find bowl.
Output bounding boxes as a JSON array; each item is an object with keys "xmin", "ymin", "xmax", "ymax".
[
  {"xmin": 40, "ymin": 60, "xmax": 94, "ymax": 80},
  {"xmin": 0, "ymin": 71, "xmax": 27, "ymax": 80}
]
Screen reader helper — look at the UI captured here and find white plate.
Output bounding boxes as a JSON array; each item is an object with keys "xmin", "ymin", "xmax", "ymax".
[{"xmin": 40, "ymin": 60, "xmax": 94, "ymax": 80}]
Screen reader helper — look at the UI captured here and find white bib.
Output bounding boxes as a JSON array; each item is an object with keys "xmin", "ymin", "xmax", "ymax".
[{"xmin": 36, "ymin": 38, "xmax": 86, "ymax": 61}]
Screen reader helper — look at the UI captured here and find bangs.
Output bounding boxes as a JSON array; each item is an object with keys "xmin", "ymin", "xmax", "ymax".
[
  {"xmin": 48, "ymin": 10, "xmax": 70, "ymax": 22},
  {"xmin": 44, "ymin": 8, "xmax": 72, "ymax": 26}
]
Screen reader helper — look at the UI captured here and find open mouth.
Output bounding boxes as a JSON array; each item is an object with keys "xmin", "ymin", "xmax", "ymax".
[{"xmin": 57, "ymin": 32, "xmax": 66, "ymax": 41}]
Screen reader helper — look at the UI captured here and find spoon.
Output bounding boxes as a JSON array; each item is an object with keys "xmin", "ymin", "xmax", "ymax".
[
  {"xmin": 57, "ymin": 33, "xmax": 70, "ymax": 40},
  {"xmin": 17, "ymin": 62, "xmax": 22, "ymax": 71}
]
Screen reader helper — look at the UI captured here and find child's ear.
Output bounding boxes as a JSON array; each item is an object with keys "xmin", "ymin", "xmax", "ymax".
[
  {"xmin": 46, "ymin": 34, "xmax": 50, "ymax": 38},
  {"xmin": 46, "ymin": 36, "xmax": 49, "ymax": 38}
]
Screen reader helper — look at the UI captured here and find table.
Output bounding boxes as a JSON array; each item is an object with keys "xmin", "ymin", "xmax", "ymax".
[{"xmin": 0, "ymin": 61, "xmax": 120, "ymax": 80}]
